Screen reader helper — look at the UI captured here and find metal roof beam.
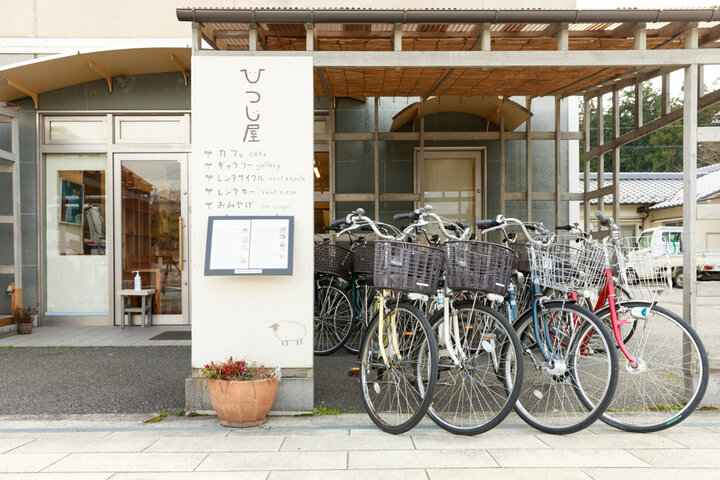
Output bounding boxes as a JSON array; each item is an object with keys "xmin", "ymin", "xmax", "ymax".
[
  {"xmin": 197, "ymin": 48, "xmax": 720, "ymax": 68},
  {"xmin": 579, "ymin": 66, "xmax": 679, "ymax": 100},
  {"xmin": 700, "ymin": 24, "xmax": 720, "ymax": 47},
  {"xmin": 656, "ymin": 21, "xmax": 691, "ymax": 39}
]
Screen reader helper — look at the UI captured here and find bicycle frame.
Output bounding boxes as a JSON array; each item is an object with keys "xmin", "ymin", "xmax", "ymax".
[
  {"xmin": 484, "ymin": 219, "xmax": 572, "ymax": 366},
  {"xmin": 336, "ymin": 206, "xmax": 472, "ymax": 369},
  {"xmin": 334, "ymin": 210, "xmax": 418, "ymax": 368},
  {"xmin": 558, "ymin": 222, "xmax": 639, "ymax": 367},
  {"xmin": 590, "ymin": 246, "xmax": 638, "ymax": 366}
]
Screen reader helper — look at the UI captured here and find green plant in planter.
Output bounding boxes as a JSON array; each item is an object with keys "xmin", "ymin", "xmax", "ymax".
[{"xmin": 13, "ymin": 304, "xmax": 38, "ymax": 334}]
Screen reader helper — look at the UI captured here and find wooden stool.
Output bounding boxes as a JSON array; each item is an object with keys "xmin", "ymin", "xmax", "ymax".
[{"xmin": 117, "ymin": 289, "xmax": 156, "ymax": 328}]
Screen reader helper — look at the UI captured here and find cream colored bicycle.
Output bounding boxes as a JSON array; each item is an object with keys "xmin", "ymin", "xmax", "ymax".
[{"xmin": 332, "ymin": 208, "xmax": 440, "ymax": 434}]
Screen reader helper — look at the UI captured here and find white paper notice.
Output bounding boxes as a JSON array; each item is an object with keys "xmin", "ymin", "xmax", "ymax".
[
  {"xmin": 209, "ymin": 220, "xmax": 251, "ymax": 270},
  {"xmin": 249, "ymin": 219, "xmax": 290, "ymax": 269}
]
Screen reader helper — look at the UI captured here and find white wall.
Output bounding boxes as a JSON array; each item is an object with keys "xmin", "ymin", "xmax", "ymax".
[
  {"xmin": 190, "ymin": 56, "xmax": 314, "ymax": 380},
  {"xmin": 0, "ymin": 0, "xmax": 578, "ymax": 38}
]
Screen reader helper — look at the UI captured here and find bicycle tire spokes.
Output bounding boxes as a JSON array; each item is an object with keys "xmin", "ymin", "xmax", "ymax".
[
  {"xmin": 513, "ymin": 302, "xmax": 618, "ymax": 434},
  {"xmin": 360, "ymin": 303, "xmax": 438, "ymax": 434},
  {"xmin": 428, "ymin": 302, "xmax": 523, "ymax": 435},
  {"xmin": 594, "ymin": 301, "xmax": 709, "ymax": 432},
  {"xmin": 313, "ymin": 283, "xmax": 354, "ymax": 355}
]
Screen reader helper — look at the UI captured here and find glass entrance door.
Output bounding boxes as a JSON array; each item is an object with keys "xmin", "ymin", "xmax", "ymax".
[{"xmin": 114, "ymin": 154, "xmax": 187, "ymax": 325}]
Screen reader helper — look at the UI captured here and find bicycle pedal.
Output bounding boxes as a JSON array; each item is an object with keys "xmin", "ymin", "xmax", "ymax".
[
  {"xmin": 438, "ymin": 358, "xmax": 454, "ymax": 369},
  {"xmin": 347, "ymin": 367, "xmax": 360, "ymax": 378}
]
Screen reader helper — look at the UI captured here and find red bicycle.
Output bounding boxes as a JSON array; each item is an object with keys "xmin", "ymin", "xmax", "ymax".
[{"xmin": 563, "ymin": 211, "xmax": 709, "ymax": 432}]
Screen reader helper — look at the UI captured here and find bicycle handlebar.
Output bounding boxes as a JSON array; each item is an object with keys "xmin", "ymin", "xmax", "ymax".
[
  {"xmin": 394, "ymin": 206, "xmax": 471, "ymax": 241},
  {"xmin": 594, "ymin": 210, "xmax": 614, "ymax": 228},
  {"xmin": 332, "ymin": 208, "xmax": 402, "ymax": 241},
  {"xmin": 335, "ymin": 205, "xmax": 472, "ymax": 242},
  {"xmin": 393, "ymin": 211, "xmax": 420, "ymax": 221},
  {"xmin": 477, "ymin": 215, "xmax": 551, "ymax": 245},
  {"xmin": 555, "ymin": 225, "xmax": 573, "ymax": 231},
  {"xmin": 476, "ymin": 214, "xmax": 504, "ymax": 230},
  {"xmin": 329, "ymin": 218, "xmax": 347, "ymax": 229}
]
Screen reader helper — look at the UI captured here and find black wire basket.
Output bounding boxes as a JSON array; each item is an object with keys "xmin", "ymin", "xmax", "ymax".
[
  {"xmin": 444, "ymin": 241, "xmax": 515, "ymax": 295},
  {"xmin": 373, "ymin": 241, "xmax": 444, "ymax": 295},
  {"xmin": 351, "ymin": 242, "xmax": 375, "ymax": 274},
  {"xmin": 314, "ymin": 244, "xmax": 354, "ymax": 280},
  {"xmin": 508, "ymin": 242, "xmax": 531, "ymax": 274}
]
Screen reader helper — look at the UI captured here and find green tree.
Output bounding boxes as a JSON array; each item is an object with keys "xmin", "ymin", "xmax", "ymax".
[{"xmin": 579, "ymin": 83, "xmax": 720, "ymax": 172}]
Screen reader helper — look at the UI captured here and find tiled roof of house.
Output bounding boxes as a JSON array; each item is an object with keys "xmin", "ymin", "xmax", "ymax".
[
  {"xmin": 580, "ymin": 163, "xmax": 720, "ymax": 209},
  {"xmin": 649, "ymin": 166, "xmax": 720, "ymax": 209},
  {"xmin": 580, "ymin": 172, "xmax": 683, "ymax": 205}
]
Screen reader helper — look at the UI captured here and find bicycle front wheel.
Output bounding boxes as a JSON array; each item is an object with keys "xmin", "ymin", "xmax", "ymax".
[
  {"xmin": 427, "ymin": 302, "xmax": 523, "ymax": 435},
  {"xmin": 512, "ymin": 301, "xmax": 618, "ymax": 434},
  {"xmin": 359, "ymin": 302, "xmax": 438, "ymax": 434},
  {"xmin": 314, "ymin": 282, "xmax": 354, "ymax": 355},
  {"xmin": 591, "ymin": 301, "xmax": 709, "ymax": 432}
]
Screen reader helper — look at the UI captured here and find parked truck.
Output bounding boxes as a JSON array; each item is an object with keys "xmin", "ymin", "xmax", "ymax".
[{"xmin": 631, "ymin": 227, "xmax": 720, "ymax": 287}]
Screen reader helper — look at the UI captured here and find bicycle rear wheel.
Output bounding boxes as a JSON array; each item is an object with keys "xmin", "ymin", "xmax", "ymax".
[
  {"xmin": 591, "ymin": 301, "xmax": 709, "ymax": 432},
  {"xmin": 427, "ymin": 301, "xmax": 523, "ymax": 435},
  {"xmin": 512, "ymin": 301, "xmax": 618, "ymax": 434},
  {"xmin": 314, "ymin": 282, "xmax": 354, "ymax": 355},
  {"xmin": 359, "ymin": 302, "xmax": 438, "ymax": 434},
  {"xmin": 343, "ymin": 283, "xmax": 375, "ymax": 354}
]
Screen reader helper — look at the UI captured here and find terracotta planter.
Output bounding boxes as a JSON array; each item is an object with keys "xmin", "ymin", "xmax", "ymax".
[
  {"xmin": 17, "ymin": 323, "xmax": 32, "ymax": 334},
  {"xmin": 207, "ymin": 376, "xmax": 278, "ymax": 427}
]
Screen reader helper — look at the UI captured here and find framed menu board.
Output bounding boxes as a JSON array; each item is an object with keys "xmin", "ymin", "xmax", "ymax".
[{"xmin": 204, "ymin": 216, "xmax": 293, "ymax": 276}]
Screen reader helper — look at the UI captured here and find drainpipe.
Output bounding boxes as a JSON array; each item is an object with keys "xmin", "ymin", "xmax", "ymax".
[
  {"xmin": 176, "ymin": 8, "xmax": 720, "ymax": 25},
  {"xmin": 637, "ymin": 205, "xmax": 651, "ymax": 232}
]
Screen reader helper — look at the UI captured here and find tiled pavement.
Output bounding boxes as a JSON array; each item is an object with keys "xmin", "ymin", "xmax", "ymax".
[
  {"xmin": 1, "ymin": 412, "xmax": 720, "ymax": 479},
  {"xmin": 0, "ymin": 325, "xmax": 191, "ymax": 347}
]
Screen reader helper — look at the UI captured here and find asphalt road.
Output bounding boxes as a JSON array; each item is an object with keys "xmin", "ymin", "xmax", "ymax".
[
  {"xmin": 0, "ymin": 345, "xmax": 363, "ymax": 415},
  {"xmin": 0, "ymin": 346, "xmax": 191, "ymax": 415},
  {"xmin": 313, "ymin": 349, "xmax": 365, "ymax": 413}
]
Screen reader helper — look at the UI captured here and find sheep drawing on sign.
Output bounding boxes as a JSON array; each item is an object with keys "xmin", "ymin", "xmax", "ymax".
[{"xmin": 269, "ymin": 321, "xmax": 306, "ymax": 346}]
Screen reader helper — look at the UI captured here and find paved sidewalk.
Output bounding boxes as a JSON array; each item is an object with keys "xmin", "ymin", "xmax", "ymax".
[{"xmin": 1, "ymin": 412, "xmax": 720, "ymax": 479}]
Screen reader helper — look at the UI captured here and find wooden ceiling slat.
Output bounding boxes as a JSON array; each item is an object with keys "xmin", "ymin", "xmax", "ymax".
[{"xmin": 200, "ymin": 19, "xmax": 715, "ymax": 98}]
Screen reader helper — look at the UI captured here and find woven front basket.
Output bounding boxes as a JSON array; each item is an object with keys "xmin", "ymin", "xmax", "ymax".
[
  {"xmin": 352, "ymin": 242, "xmax": 375, "ymax": 274},
  {"xmin": 507, "ymin": 242, "xmax": 531, "ymax": 274},
  {"xmin": 314, "ymin": 243, "xmax": 354, "ymax": 280},
  {"xmin": 373, "ymin": 241, "xmax": 444, "ymax": 295},
  {"xmin": 444, "ymin": 241, "xmax": 515, "ymax": 295}
]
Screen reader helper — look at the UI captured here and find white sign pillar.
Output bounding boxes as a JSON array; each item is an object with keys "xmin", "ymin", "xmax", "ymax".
[{"xmin": 189, "ymin": 56, "xmax": 314, "ymax": 411}]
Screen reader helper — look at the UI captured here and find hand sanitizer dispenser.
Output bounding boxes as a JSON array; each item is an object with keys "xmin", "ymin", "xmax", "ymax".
[{"xmin": 133, "ymin": 271, "xmax": 141, "ymax": 291}]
